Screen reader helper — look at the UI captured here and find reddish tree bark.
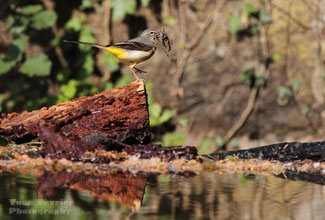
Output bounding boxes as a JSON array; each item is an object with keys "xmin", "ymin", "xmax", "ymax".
[{"xmin": 0, "ymin": 81, "xmax": 151, "ymax": 153}]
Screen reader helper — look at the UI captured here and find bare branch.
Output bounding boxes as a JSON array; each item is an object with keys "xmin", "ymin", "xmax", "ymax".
[
  {"xmin": 186, "ymin": 10, "xmax": 221, "ymax": 50},
  {"xmin": 223, "ymin": 85, "xmax": 259, "ymax": 145}
]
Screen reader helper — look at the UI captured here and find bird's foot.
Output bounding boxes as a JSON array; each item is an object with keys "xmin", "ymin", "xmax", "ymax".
[
  {"xmin": 134, "ymin": 78, "xmax": 146, "ymax": 83},
  {"xmin": 134, "ymin": 67, "xmax": 147, "ymax": 74}
]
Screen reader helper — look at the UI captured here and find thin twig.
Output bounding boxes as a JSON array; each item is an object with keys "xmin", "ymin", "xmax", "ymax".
[
  {"xmin": 186, "ymin": 10, "xmax": 220, "ymax": 50},
  {"xmin": 223, "ymin": 85, "xmax": 260, "ymax": 145},
  {"xmin": 176, "ymin": 1, "xmax": 223, "ymax": 86}
]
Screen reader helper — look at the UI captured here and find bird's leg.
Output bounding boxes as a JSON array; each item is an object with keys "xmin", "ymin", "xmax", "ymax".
[
  {"xmin": 128, "ymin": 63, "xmax": 146, "ymax": 81},
  {"xmin": 129, "ymin": 67, "xmax": 140, "ymax": 81},
  {"xmin": 134, "ymin": 67, "xmax": 147, "ymax": 74}
]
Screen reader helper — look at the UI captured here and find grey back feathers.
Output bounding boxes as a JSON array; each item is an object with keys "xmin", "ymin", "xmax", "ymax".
[{"xmin": 113, "ymin": 28, "xmax": 158, "ymax": 51}]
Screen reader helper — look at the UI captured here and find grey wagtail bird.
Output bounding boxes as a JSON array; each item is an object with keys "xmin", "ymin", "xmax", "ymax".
[{"xmin": 64, "ymin": 28, "xmax": 160, "ymax": 80}]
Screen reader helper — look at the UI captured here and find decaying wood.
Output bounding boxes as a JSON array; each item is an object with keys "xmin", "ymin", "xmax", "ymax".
[
  {"xmin": 123, "ymin": 144, "xmax": 199, "ymax": 162},
  {"xmin": 0, "ymin": 81, "xmax": 151, "ymax": 157},
  {"xmin": 211, "ymin": 141, "xmax": 325, "ymax": 162}
]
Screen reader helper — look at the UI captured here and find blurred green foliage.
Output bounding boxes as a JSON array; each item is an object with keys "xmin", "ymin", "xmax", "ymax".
[
  {"xmin": 146, "ymin": 82, "xmax": 176, "ymax": 127},
  {"xmin": 111, "ymin": 0, "xmax": 136, "ymax": 21},
  {"xmin": 163, "ymin": 15, "xmax": 177, "ymax": 25},
  {"xmin": 228, "ymin": 3, "xmax": 272, "ymax": 35},
  {"xmin": 198, "ymin": 138, "xmax": 212, "ymax": 154},
  {"xmin": 277, "ymin": 79, "xmax": 304, "ymax": 105},
  {"xmin": 0, "ymin": 0, "xmax": 150, "ymax": 113}
]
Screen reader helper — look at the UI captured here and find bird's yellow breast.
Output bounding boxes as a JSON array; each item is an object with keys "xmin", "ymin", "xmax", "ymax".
[{"xmin": 104, "ymin": 46, "xmax": 155, "ymax": 65}]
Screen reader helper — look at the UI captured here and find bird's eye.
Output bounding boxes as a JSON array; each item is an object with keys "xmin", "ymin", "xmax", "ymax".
[{"xmin": 150, "ymin": 31, "xmax": 155, "ymax": 35}]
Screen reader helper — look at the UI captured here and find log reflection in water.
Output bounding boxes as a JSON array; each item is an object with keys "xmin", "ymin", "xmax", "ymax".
[{"xmin": 37, "ymin": 170, "xmax": 146, "ymax": 211}]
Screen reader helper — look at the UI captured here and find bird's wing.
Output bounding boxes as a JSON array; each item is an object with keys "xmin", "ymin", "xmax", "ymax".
[{"xmin": 110, "ymin": 40, "xmax": 153, "ymax": 52}]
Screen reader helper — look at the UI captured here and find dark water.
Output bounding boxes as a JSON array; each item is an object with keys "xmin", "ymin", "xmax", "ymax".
[{"xmin": 0, "ymin": 170, "xmax": 324, "ymax": 220}]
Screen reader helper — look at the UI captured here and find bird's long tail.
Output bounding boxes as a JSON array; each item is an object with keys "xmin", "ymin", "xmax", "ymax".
[{"xmin": 63, "ymin": 40, "xmax": 108, "ymax": 50}]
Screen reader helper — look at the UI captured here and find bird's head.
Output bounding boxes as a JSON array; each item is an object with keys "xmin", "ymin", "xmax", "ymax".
[{"xmin": 140, "ymin": 28, "xmax": 159, "ymax": 42}]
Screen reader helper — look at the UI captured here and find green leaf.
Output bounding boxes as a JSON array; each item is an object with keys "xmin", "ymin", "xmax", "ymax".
[
  {"xmin": 278, "ymin": 86, "xmax": 292, "ymax": 101},
  {"xmin": 105, "ymin": 82, "xmax": 114, "ymax": 91},
  {"xmin": 229, "ymin": 15, "xmax": 241, "ymax": 34},
  {"xmin": 6, "ymin": 15, "xmax": 15, "ymax": 29},
  {"xmin": 61, "ymin": 79, "xmax": 79, "ymax": 99},
  {"xmin": 80, "ymin": 0, "xmax": 97, "ymax": 10},
  {"xmin": 0, "ymin": 93, "xmax": 4, "ymax": 112},
  {"xmin": 19, "ymin": 53, "xmax": 52, "ymax": 77},
  {"xmin": 103, "ymin": 75, "xmax": 133, "ymax": 91},
  {"xmin": 0, "ymin": 136, "xmax": 8, "ymax": 146},
  {"xmin": 199, "ymin": 139, "xmax": 212, "ymax": 154},
  {"xmin": 163, "ymin": 15, "xmax": 177, "ymax": 25},
  {"xmin": 158, "ymin": 109, "xmax": 176, "ymax": 125},
  {"xmin": 245, "ymin": 3, "xmax": 257, "ymax": 15},
  {"xmin": 56, "ymin": 69, "xmax": 71, "ymax": 82},
  {"xmin": 145, "ymin": 81, "xmax": 154, "ymax": 105},
  {"xmin": 79, "ymin": 26, "xmax": 96, "ymax": 52},
  {"xmin": 259, "ymin": 10, "xmax": 272, "ymax": 24},
  {"xmin": 301, "ymin": 104, "xmax": 311, "ymax": 116},
  {"xmin": 66, "ymin": 15, "xmax": 86, "ymax": 31},
  {"xmin": 272, "ymin": 53, "xmax": 281, "ymax": 62},
  {"xmin": 141, "ymin": 0, "xmax": 150, "ymax": 7},
  {"xmin": 162, "ymin": 132, "xmax": 185, "ymax": 147},
  {"xmin": 241, "ymin": 68, "xmax": 255, "ymax": 86},
  {"xmin": 114, "ymin": 75, "xmax": 133, "ymax": 87},
  {"xmin": 289, "ymin": 79, "xmax": 304, "ymax": 92},
  {"xmin": 6, "ymin": 15, "xmax": 30, "ymax": 35},
  {"xmin": 31, "ymin": 10, "xmax": 57, "ymax": 30},
  {"xmin": 0, "ymin": 55, "xmax": 16, "ymax": 74},
  {"xmin": 178, "ymin": 118, "xmax": 188, "ymax": 127},
  {"xmin": 110, "ymin": 0, "xmax": 136, "ymax": 21},
  {"xmin": 50, "ymin": 37, "xmax": 60, "ymax": 47},
  {"xmin": 20, "ymin": 4, "xmax": 43, "ymax": 15},
  {"xmin": 83, "ymin": 53, "xmax": 95, "ymax": 74},
  {"xmin": 6, "ymin": 100, "xmax": 15, "ymax": 110},
  {"xmin": 225, "ymin": 156, "xmax": 235, "ymax": 161},
  {"xmin": 101, "ymin": 53, "xmax": 119, "ymax": 72},
  {"xmin": 215, "ymin": 135, "xmax": 224, "ymax": 147},
  {"xmin": 149, "ymin": 103, "xmax": 162, "ymax": 126},
  {"xmin": 0, "ymin": 35, "xmax": 28, "ymax": 74},
  {"xmin": 13, "ymin": 35, "xmax": 29, "ymax": 51}
]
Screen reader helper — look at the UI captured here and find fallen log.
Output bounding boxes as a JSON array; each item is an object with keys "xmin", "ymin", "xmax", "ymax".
[
  {"xmin": 210, "ymin": 141, "xmax": 325, "ymax": 162},
  {"xmin": 1, "ymin": 80, "xmax": 325, "ymax": 164},
  {"xmin": 0, "ymin": 81, "xmax": 151, "ymax": 158}
]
